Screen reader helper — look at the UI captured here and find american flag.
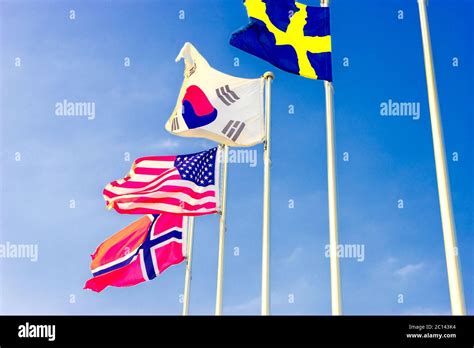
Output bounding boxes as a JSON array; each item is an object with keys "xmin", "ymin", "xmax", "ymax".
[
  {"xmin": 84, "ymin": 214, "xmax": 187, "ymax": 292},
  {"xmin": 103, "ymin": 147, "xmax": 220, "ymax": 216}
]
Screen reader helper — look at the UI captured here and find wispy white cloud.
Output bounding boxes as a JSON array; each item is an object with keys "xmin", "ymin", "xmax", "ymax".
[
  {"xmin": 148, "ymin": 138, "xmax": 182, "ymax": 150},
  {"xmin": 224, "ymin": 296, "xmax": 260, "ymax": 315},
  {"xmin": 283, "ymin": 246, "xmax": 304, "ymax": 265},
  {"xmin": 401, "ymin": 306, "xmax": 450, "ymax": 315},
  {"xmin": 146, "ymin": 137, "xmax": 215, "ymax": 153},
  {"xmin": 386, "ymin": 257, "xmax": 398, "ymax": 264},
  {"xmin": 394, "ymin": 262, "xmax": 424, "ymax": 277},
  {"xmin": 223, "ymin": 275, "xmax": 323, "ymax": 315}
]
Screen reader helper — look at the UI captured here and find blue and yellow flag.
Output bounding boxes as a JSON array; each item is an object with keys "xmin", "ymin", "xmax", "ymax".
[{"xmin": 230, "ymin": 0, "xmax": 332, "ymax": 81}]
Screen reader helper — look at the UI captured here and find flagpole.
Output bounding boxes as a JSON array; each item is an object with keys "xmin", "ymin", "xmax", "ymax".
[
  {"xmin": 182, "ymin": 216, "xmax": 195, "ymax": 315},
  {"xmin": 215, "ymin": 144, "xmax": 229, "ymax": 315},
  {"xmin": 321, "ymin": 0, "xmax": 342, "ymax": 316},
  {"xmin": 261, "ymin": 71, "xmax": 274, "ymax": 315},
  {"xmin": 417, "ymin": 0, "xmax": 466, "ymax": 315}
]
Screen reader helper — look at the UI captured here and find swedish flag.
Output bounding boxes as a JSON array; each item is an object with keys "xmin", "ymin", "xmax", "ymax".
[{"xmin": 230, "ymin": 0, "xmax": 332, "ymax": 81}]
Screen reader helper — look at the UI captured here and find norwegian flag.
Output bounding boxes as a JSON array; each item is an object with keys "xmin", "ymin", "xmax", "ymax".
[
  {"xmin": 84, "ymin": 214, "xmax": 187, "ymax": 292},
  {"xmin": 103, "ymin": 147, "xmax": 220, "ymax": 216}
]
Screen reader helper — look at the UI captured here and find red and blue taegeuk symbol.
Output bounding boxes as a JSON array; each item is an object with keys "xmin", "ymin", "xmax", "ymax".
[{"xmin": 181, "ymin": 85, "xmax": 218, "ymax": 129}]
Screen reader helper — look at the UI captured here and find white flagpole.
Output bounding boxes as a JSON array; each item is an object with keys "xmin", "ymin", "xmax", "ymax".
[
  {"xmin": 182, "ymin": 216, "xmax": 195, "ymax": 316},
  {"xmin": 261, "ymin": 71, "xmax": 274, "ymax": 315},
  {"xmin": 215, "ymin": 144, "xmax": 229, "ymax": 315},
  {"xmin": 321, "ymin": 0, "xmax": 342, "ymax": 316},
  {"xmin": 417, "ymin": 0, "xmax": 466, "ymax": 315}
]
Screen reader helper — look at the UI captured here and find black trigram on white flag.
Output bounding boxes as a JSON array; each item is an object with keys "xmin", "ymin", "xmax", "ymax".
[
  {"xmin": 170, "ymin": 117, "xmax": 180, "ymax": 131},
  {"xmin": 222, "ymin": 120, "xmax": 245, "ymax": 142},
  {"xmin": 216, "ymin": 85, "xmax": 240, "ymax": 106}
]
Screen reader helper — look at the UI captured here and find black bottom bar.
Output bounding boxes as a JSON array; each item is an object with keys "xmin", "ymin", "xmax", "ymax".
[{"xmin": 0, "ymin": 315, "xmax": 472, "ymax": 346}]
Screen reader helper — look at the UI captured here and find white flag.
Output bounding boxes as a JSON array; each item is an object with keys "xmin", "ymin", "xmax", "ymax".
[{"xmin": 165, "ymin": 42, "xmax": 265, "ymax": 147}]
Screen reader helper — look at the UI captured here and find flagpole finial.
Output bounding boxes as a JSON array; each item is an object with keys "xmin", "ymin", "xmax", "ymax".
[{"xmin": 263, "ymin": 71, "xmax": 274, "ymax": 80}]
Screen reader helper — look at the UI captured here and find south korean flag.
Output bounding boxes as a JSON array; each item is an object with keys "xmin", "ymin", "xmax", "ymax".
[{"xmin": 165, "ymin": 42, "xmax": 265, "ymax": 147}]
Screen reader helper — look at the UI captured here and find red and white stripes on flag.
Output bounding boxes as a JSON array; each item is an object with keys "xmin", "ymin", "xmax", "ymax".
[{"xmin": 103, "ymin": 147, "xmax": 221, "ymax": 216}]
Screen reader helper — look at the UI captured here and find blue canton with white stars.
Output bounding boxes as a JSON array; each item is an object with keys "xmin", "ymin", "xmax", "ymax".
[{"xmin": 174, "ymin": 147, "xmax": 218, "ymax": 187}]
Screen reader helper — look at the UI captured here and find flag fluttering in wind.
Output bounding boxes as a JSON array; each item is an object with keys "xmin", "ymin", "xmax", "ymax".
[
  {"xmin": 84, "ymin": 214, "xmax": 187, "ymax": 292},
  {"xmin": 103, "ymin": 147, "xmax": 221, "ymax": 216},
  {"xmin": 230, "ymin": 0, "xmax": 332, "ymax": 81},
  {"xmin": 165, "ymin": 42, "xmax": 265, "ymax": 147}
]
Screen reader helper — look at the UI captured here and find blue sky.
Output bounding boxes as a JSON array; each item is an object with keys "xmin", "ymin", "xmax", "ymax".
[{"xmin": 0, "ymin": 0, "xmax": 472, "ymax": 315}]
